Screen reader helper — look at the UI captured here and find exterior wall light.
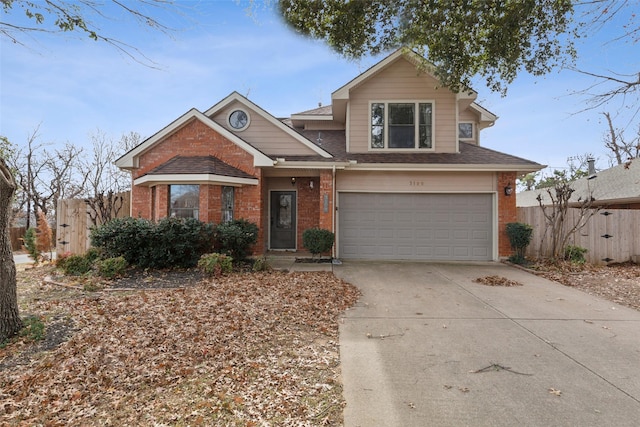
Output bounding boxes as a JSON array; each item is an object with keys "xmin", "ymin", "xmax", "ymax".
[
  {"xmin": 504, "ymin": 183, "xmax": 513, "ymax": 196},
  {"xmin": 310, "ymin": 180, "xmax": 314, "ymax": 189},
  {"xmin": 291, "ymin": 177, "xmax": 296, "ymax": 186}
]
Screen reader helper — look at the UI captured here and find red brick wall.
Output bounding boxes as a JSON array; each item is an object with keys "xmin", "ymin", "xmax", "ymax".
[
  {"xmin": 319, "ymin": 170, "xmax": 333, "ymax": 232},
  {"xmin": 129, "ymin": 118, "xmax": 265, "ymax": 253},
  {"xmin": 497, "ymin": 172, "xmax": 517, "ymax": 257},
  {"xmin": 295, "ymin": 177, "xmax": 321, "ymax": 250}
]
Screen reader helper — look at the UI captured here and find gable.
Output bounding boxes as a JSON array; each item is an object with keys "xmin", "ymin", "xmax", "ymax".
[
  {"xmin": 115, "ymin": 109, "xmax": 274, "ymax": 170},
  {"xmin": 347, "ymin": 55, "xmax": 459, "ymax": 153},
  {"xmin": 205, "ymin": 92, "xmax": 332, "ymax": 158}
]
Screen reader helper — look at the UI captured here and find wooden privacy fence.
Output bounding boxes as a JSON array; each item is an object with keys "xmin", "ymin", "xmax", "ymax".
[
  {"xmin": 10, "ymin": 227, "xmax": 26, "ymax": 251},
  {"xmin": 56, "ymin": 192, "xmax": 130, "ymax": 256},
  {"xmin": 517, "ymin": 206, "xmax": 640, "ymax": 265}
]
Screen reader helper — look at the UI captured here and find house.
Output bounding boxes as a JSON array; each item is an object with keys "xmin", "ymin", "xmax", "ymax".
[
  {"xmin": 517, "ymin": 160, "xmax": 640, "ymax": 209},
  {"xmin": 115, "ymin": 49, "xmax": 543, "ymax": 261}
]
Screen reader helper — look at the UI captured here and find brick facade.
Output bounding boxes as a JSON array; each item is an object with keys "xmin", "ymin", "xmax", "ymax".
[{"xmin": 497, "ymin": 171, "xmax": 517, "ymax": 257}]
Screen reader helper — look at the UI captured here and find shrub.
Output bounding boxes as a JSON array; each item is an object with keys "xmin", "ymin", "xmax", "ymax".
[
  {"xmin": 59, "ymin": 254, "xmax": 94, "ymax": 276},
  {"xmin": 302, "ymin": 228, "xmax": 334, "ymax": 258},
  {"xmin": 97, "ymin": 256, "xmax": 128, "ymax": 279},
  {"xmin": 505, "ymin": 222, "xmax": 533, "ymax": 264},
  {"xmin": 198, "ymin": 253, "xmax": 233, "ymax": 276},
  {"xmin": 215, "ymin": 219, "xmax": 259, "ymax": 262},
  {"xmin": 252, "ymin": 256, "xmax": 271, "ymax": 272},
  {"xmin": 91, "ymin": 217, "xmax": 215, "ymax": 269},
  {"xmin": 36, "ymin": 211, "xmax": 52, "ymax": 254},
  {"xmin": 24, "ymin": 227, "xmax": 40, "ymax": 264},
  {"xmin": 564, "ymin": 245, "xmax": 588, "ymax": 264}
]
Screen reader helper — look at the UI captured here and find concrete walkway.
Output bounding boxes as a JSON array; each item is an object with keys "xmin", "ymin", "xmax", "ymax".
[{"xmin": 333, "ymin": 261, "xmax": 640, "ymax": 427}]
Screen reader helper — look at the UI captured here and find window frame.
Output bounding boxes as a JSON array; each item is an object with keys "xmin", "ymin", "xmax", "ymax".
[
  {"xmin": 369, "ymin": 100, "xmax": 435, "ymax": 151},
  {"xmin": 221, "ymin": 186, "xmax": 234, "ymax": 222},
  {"xmin": 458, "ymin": 122, "xmax": 474, "ymax": 141},
  {"xmin": 168, "ymin": 184, "xmax": 200, "ymax": 220}
]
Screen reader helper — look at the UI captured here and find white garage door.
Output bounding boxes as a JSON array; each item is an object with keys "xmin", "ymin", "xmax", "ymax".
[{"xmin": 339, "ymin": 193, "xmax": 493, "ymax": 261}]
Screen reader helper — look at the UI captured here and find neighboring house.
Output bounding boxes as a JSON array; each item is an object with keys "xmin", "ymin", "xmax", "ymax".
[
  {"xmin": 116, "ymin": 49, "xmax": 543, "ymax": 261},
  {"xmin": 517, "ymin": 160, "xmax": 640, "ymax": 209}
]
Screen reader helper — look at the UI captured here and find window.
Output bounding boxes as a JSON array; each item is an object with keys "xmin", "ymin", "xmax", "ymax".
[
  {"xmin": 371, "ymin": 101, "xmax": 433, "ymax": 149},
  {"xmin": 221, "ymin": 186, "xmax": 234, "ymax": 222},
  {"xmin": 459, "ymin": 122, "xmax": 473, "ymax": 140},
  {"xmin": 169, "ymin": 185, "xmax": 199, "ymax": 219},
  {"xmin": 228, "ymin": 109, "xmax": 250, "ymax": 131}
]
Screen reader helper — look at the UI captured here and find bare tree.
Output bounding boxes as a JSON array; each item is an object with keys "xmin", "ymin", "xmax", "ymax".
[
  {"xmin": 1, "ymin": 0, "xmax": 184, "ymax": 67},
  {"xmin": 0, "ymin": 157, "xmax": 21, "ymax": 342},
  {"xmin": 8, "ymin": 126, "xmax": 86, "ymax": 228},
  {"xmin": 536, "ymin": 177, "xmax": 599, "ymax": 260},
  {"xmin": 602, "ymin": 112, "xmax": 640, "ymax": 165},
  {"xmin": 82, "ymin": 130, "xmax": 139, "ymax": 225}
]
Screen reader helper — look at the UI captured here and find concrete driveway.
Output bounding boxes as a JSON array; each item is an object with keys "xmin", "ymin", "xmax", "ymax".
[{"xmin": 334, "ymin": 262, "xmax": 640, "ymax": 427}]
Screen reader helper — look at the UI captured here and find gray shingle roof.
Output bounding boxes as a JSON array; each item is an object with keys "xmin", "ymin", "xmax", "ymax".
[
  {"xmin": 517, "ymin": 160, "xmax": 640, "ymax": 207},
  {"xmin": 284, "ymin": 130, "xmax": 542, "ymax": 167},
  {"xmin": 145, "ymin": 155, "xmax": 255, "ymax": 179}
]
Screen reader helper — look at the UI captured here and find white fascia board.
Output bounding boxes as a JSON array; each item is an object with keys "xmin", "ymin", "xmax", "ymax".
[
  {"xmin": 205, "ymin": 92, "xmax": 333, "ymax": 159},
  {"xmin": 134, "ymin": 173, "xmax": 259, "ymax": 187},
  {"xmin": 115, "ymin": 108, "xmax": 201, "ymax": 169},
  {"xmin": 272, "ymin": 161, "xmax": 351, "ymax": 169},
  {"xmin": 344, "ymin": 163, "xmax": 545, "ymax": 173},
  {"xmin": 470, "ymin": 103, "xmax": 498, "ymax": 122},
  {"xmin": 289, "ymin": 114, "xmax": 333, "ymax": 121}
]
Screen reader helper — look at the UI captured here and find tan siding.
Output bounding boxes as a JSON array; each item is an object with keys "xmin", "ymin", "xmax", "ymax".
[
  {"xmin": 348, "ymin": 57, "xmax": 458, "ymax": 154},
  {"xmin": 211, "ymin": 101, "xmax": 317, "ymax": 156},
  {"xmin": 336, "ymin": 170, "xmax": 494, "ymax": 192},
  {"xmin": 303, "ymin": 121, "xmax": 345, "ymax": 130}
]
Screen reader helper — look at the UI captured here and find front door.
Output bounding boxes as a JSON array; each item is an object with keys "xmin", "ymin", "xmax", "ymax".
[{"xmin": 270, "ymin": 191, "xmax": 296, "ymax": 249}]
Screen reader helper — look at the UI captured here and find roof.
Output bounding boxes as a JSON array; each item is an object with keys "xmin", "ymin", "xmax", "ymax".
[
  {"xmin": 277, "ymin": 130, "xmax": 543, "ymax": 171},
  {"xmin": 517, "ymin": 160, "xmax": 640, "ymax": 207},
  {"xmin": 146, "ymin": 155, "xmax": 255, "ymax": 179}
]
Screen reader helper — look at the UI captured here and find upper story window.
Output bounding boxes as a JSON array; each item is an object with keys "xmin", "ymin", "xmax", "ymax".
[
  {"xmin": 169, "ymin": 184, "xmax": 199, "ymax": 219},
  {"xmin": 371, "ymin": 101, "xmax": 433, "ymax": 150},
  {"xmin": 459, "ymin": 122, "xmax": 474, "ymax": 140}
]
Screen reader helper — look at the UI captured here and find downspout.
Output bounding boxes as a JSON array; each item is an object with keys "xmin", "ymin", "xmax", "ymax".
[{"xmin": 332, "ymin": 164, "xmax": 336, "ymax": 259}]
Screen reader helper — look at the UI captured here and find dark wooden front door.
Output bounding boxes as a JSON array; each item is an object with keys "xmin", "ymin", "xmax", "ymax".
[{"xmin": 270, "ymin": 191, "xmax": 296, "ymax": 249}]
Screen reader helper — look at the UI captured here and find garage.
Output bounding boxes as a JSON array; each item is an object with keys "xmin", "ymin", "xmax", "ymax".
[{"xmin": 338, "ymin": 193, "xmax": 494, "ymax": 261}]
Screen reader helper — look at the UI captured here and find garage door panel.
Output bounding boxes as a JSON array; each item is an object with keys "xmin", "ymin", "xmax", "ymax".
[{"xmin": 339, "ymin": 193, "xmax": 493, "ymax": 261}]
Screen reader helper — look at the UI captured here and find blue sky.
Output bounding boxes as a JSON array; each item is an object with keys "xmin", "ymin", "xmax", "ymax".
[{"xmin": 1, "ymin": 1, "xmax": 638, "ymax": 175}]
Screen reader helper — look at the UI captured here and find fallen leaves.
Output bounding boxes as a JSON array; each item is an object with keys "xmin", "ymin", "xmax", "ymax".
[
  {"xmin": 1, "ymin": 270, "xmax": 360, "ymax": 426},
  {"xmin": 473, "ymin": 276, "xmax": 523, "ymax": 287}
]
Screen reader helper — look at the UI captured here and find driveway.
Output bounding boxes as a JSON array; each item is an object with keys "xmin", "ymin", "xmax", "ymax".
[{"xmin": 334, "ymin": 262, "xmax": 640, "ymax": 427}]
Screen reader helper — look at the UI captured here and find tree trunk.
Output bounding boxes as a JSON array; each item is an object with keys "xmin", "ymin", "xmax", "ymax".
[{"xmin": 0, "ymin": 158, "xmax": 21, "ymax": 342}]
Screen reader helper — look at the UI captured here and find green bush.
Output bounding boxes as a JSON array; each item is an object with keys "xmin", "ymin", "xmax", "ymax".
[
  {"xmin": 58, "ymin": 254, "xmax": 94, "ymax": 276},
  {"xmin": 91, "ymin": 217, "xmax": 215, "ymax": 269},
  {"xmin": 252, "ymin": 256, "xmax": 271, "ymax": 272},
  {"xmin": 302, "ymin": 228, "xmax": 334, "ymax": 257},
  {"xmin": 505, "ymin": 222, "xmax": 533, "ymax": 264},
  {"xmin": 215, "ymin": 219, "xmax": 259, "ymax": 262},
  {"xmin": 19, "ymin": 316, "xmax": 45, "ymax": 343},
  {"xmin": 564, "ymin": 245, "xmax": 588, "ymax": 264},
  {"xmin": 198, "ymin": 253, "xmax": 233, "ymax": 276},
  {"xmin": 24, "ymin": 227, "xmax": 40, "ymax": 264},
  {"xmin": 97, "ymin": 256, "xmax": 128, "ymax": 279}
]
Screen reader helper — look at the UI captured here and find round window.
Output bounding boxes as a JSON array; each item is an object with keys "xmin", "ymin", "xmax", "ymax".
[{"xmin": 228, "ymin": 109, "xmax": 249, "ymax": 131}]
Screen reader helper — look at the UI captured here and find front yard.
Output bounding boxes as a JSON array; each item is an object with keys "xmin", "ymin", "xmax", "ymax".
[
  {"xmin": 1, "ymin": 266, "xmax": 360, "ymax": 426},
  {"xmin": 1, "ymin": 260, "xmax": 638, "ymax": 426}
]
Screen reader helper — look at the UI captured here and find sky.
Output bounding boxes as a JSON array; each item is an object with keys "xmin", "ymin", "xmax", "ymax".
[{"xmin": 1, "ymin": 1, "xmax": 639, "ymax": 177}]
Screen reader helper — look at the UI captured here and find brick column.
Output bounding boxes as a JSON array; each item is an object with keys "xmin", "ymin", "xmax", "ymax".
[{"xmin": 497, "ymin": 172, "xmax": 517, "ymax": 257}]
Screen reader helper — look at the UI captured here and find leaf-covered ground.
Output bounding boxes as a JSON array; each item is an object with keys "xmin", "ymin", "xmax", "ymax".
[
  {"xmin": 528, "ymin": 261, "xmax": 640, "ymax": 311},
  {"xmin": 1, "ymin": 267, "xmax": 360, "ymax": 426}
]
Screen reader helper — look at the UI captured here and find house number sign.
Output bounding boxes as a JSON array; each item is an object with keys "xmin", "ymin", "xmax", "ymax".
[{"xmin": 409, "ymin": 180, "xmax": 425, "ymax": 186}]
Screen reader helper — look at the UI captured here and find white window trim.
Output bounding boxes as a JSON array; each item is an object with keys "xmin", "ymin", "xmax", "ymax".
[
  {"xmin": 226, "ymin": 108, "xmax": 251, "ymax": 132},
  {"xmin": 368, "ymin": 100, "xmax": 436, "ymax": 152},
  {"xmin": 458, "ymin": 122, "xmax": 475, "ymax": 141}
]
